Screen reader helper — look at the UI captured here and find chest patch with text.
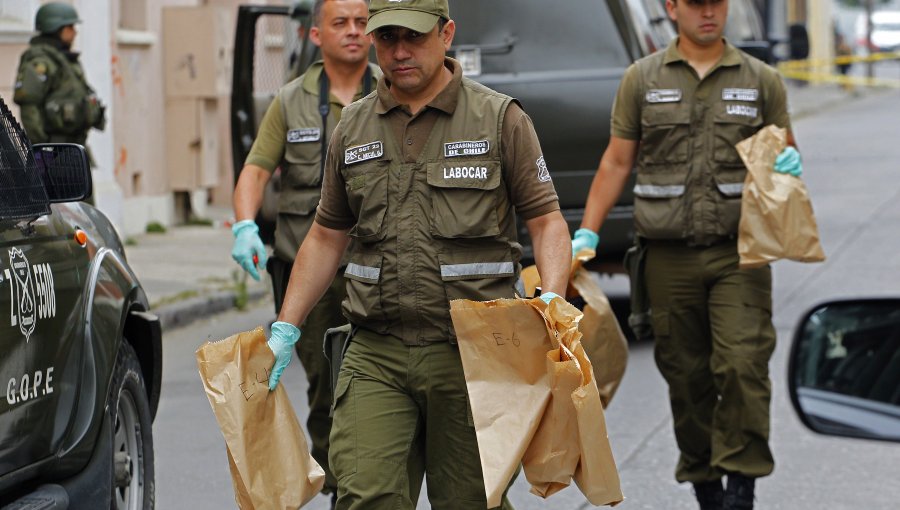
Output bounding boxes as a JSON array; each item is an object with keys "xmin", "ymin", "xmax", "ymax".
[
  {"xmin": 443, "ymin": 166, "xmax": 489, "ymax": 180},
  {"xmin": 722, "ymin": 88, "xmax": 759, "ymax": 102},
  {"xmin": 726, "ymin": 104, "xmax": 758, "ymax": 118},
  {"xmin": 444, "ymin": 140, "xmax": 490, "ymax": 158},
  {"xmin": 344, "ymin": 141, "xmax": 384, "ymax": 165},
  {"xmin": 286, "ymin": 128, "xmax": 321, "ymax": 143},
  {"xmin": 646, "ymin": 89, "xmax": 682, "ymax": 103}
]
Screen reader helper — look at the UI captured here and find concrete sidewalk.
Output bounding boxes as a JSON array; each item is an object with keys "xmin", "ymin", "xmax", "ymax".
[
  {"xmin": 124, "ymin": 206, "xmax": 274, "ymax": 331},
  {"xmin": 132, "ymin": 81, "xmax": 885, "ymax": 333}
]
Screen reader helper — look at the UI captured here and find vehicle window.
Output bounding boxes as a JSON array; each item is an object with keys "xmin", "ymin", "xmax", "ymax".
[
  {"xmin": 451, "ymin": 0, "xmax": 632, "ymax": 74},
  {"xmin": 0, "ymin": 98, "xmax": 50, "ymax": 220},
  {"xmin": 725, "ymin": 0, "xmax": 765, "ymax": 43}
]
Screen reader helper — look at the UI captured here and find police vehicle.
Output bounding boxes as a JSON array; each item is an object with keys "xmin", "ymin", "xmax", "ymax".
[{"xmin": 0, "ymin": 97, "xmax": 160, "ymax": 509}]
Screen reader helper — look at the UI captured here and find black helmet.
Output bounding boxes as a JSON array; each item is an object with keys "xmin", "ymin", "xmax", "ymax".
[{"xmin": 35, "ymin": 2, "xmax": 81, "ymax": 34}]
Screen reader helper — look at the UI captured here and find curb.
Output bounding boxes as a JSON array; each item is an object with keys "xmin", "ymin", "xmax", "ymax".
[{"xmin": 154, "ymin": 287, "xmax": 270, "ymax": 331}]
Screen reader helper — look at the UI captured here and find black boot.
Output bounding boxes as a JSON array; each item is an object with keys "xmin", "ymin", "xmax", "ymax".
[
  {"xmin": 693, "ymin": 479, "xmax": 724, "ymax": 510},
  {"xmin": 724, "ymin": 473, "xmax": 755, "ymax": 510}
]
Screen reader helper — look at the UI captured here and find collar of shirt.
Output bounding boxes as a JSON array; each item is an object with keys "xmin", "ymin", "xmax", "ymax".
[
  {"xmin": 301, "ymin": 60, "xmax": 373, "ymax": 102},
  {"xmin": 375, "ymin": 57, "xmax": 462, "ymax": 116},
  {"xmin": 663, "ymin": 37, "xmax": 743, "ymax": 70}
]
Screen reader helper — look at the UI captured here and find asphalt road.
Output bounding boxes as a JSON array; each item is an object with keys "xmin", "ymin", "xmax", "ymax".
[{"xmin": 153, "ymin": 88, "xmax": 900, "ymax": 509}]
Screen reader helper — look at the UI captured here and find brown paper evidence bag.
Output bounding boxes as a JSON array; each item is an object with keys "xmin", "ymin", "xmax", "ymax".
[
  {"xmin": 450, "ymin": 296, "xmax": 624, "ymax": 508},
  {"xmin": 196, "ymin": 328, "xmax": 325, "ymax": 510},
  {"xmin": 737, "ymin": 124, "xmax": 826, "ymax": 268}
]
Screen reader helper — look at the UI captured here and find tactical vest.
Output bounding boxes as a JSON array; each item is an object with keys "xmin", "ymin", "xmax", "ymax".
[
  {"xmin": 337, "ymin": 78, "xmax": 518, "ymax": 345},
  {"xmin": 632, "ymin": 47, "xmax": 766, "ymax": 246},
  {"xmin": 273, "ymin": 62, "xmax": 378, "ymax": 262},
  {"xmin": 18, "ymin": 41, "xmax": 102, "ymax": 142}
]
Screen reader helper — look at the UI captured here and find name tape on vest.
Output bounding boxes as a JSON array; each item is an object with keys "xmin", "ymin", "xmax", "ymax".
[
  {"xmin": 646, "ymin": 89, "xmax": 682, "ymax": 103},
  {"xmin": 726, "ymin": 104, "xmax": 758, "ymax": 118},
  {"xmin": 536, "ymin": 155, "xmax": 551, "ymax": 182},
  {"xmin": 345, "ymin": 141, "xmax": 384, "ymax": 165},
  {"xmin": 443, "ymin": 166, "xmax": 489, "ymax": 180},
  {"xmin": 722, "ymin": 88, "xmax": 759, "ymax": 102},
  {"xmin": 287, "ymin": 128, "xmax": 321, "ymax": 143},
  {"xmin": 444, "ymin": 140, "xmax": 490, "ymax": 158}
]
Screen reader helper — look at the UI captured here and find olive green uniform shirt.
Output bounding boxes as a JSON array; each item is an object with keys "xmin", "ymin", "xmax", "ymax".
[
  {"xmin": 316, "ymin": 59, "xmax": 559, "ymax": 344},
  {"xmin": 611, "ymin": 39, "xmax": 791, "ymax": 246},
  {"xmin": 317, "ymin": 61, "xmax": 559, "ymax": 229},
  {"xmin": 245, "ymin": 61, "xmax": 380, "ymax": 261}
]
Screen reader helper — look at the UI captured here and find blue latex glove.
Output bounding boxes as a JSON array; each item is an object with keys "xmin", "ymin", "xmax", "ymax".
[
  {"xmin": 774, "ymin": 146, "xmax": 802, "ymax": 177},
  {"xmin": 268, "ymin": 321, "xmax": 301, "ymax": 390},
  {"xmin": 539, "ymin": 291, "xmax": 561, "ymax": 305},
  {"xmin": 231, "ymin": 220, "xmax": 268, "ymax": 281},
  {"xmin": 571, "ymin": 228, "xmax": 600, "ymax": 257}
]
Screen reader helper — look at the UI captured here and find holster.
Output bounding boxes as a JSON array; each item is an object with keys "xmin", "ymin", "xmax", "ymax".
[
  {"xmin": 266, "ymin": 256, "xmax": 292, "ymax": 314},
  {"xmin": 323, "ymin": 324, "xmax": 355, "ymax": 417},
  {"xmin": 623, "ymin": 237, "xmax": 654, "ymax": 341}
]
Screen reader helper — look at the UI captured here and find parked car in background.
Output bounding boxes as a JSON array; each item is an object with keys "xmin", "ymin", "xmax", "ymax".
[
  {"xmin": 856, "ymin": 10, "xmax": 900, "ymax": 53},
  {"xmin": 230, "ymin": 0, "xmax": 805, "ymax": 273},
  {"xmin": 0, "ymin": 96, "xmax": 160, "ymax": 509}
]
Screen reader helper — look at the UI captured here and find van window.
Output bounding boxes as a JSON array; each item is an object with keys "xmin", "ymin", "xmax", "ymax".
[{"xmin": 450, "ymin": 0, "xmax": 633, "ymax": 74}]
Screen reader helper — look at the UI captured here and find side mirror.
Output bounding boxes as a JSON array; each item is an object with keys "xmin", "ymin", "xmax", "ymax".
[
  {"xmin": 788, "ymin": 299, "xmax": 900, "ymax": 442},
  {"xmin": 32, "ymin": 143, "xmax": 92, "ymax": 203},
  {"xmin": 788, "ymin": 23, "xmax": 810, "ymax": 60}
]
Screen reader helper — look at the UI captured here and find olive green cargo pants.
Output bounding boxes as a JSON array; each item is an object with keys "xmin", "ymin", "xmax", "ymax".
[
  {"xmin": 329, "ymin": 328, "xmax": 515, "ymax": 510},
  {"xmin": 271, "ymin": 257, "xmax": 347, "ymax": 494},
  {"xmin": 644, "ymin": 240, "xmax": 776, "ymax": 483}
]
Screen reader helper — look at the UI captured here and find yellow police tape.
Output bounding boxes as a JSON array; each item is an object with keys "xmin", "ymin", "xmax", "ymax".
[{"xmin": 777, "ymin": 51, "xmax": 900, "ymax": 89}]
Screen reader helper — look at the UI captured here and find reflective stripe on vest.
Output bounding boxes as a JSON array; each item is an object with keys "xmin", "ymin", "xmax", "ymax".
[
  {"xmin": 716, "ymin": 182, "xmax": 744, "ymax": 196},
  {"xmin": 633, "ymin": 184, "xmax": 686, "ymax": 198},
  {"xmin": 345, "ymin": 263, "xmax": 380, "ymax": 282},
  {"xmin": 440, "ymin": 262, "xmax": 515, "ymax": 279}
]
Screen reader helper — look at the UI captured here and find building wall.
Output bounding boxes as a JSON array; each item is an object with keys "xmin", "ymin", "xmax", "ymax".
[{"xmin": 0, "ymin": 0, "xmax": 285, "ymax": 235}]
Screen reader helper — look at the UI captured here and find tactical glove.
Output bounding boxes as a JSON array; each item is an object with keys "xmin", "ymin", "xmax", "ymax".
[
  {"xmin": 571, "ymin": 228, "xmax": 600, "ymax": 257},
  {"xmin": 774, "ymin": 146, "xmax": 802, "ymax": 177},
  {"xmin": 268, "ymin": 321, "xmax": 301, "ymax": 390},
  {"xmin": 231, "ymin": 220, "xmax": 268, "ymax": 281}
]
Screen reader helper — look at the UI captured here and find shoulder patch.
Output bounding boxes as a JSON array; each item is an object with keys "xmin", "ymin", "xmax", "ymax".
[{"xmin": 536, "ymin": 156, "xmax": 551, "ymax": 183}]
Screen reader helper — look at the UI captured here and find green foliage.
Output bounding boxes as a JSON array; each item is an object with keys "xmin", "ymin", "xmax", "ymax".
[
  {"xmin": 185, "ymin": 217, "xmax": 214, "ymax": 227},
  {"xmin": 837, "ymin": 0, "xmax": 891, "ymax": 7},
  {"xmin": 124, "ymin": 237, "xmax": 138, "ymax": 246},
  {"xmin": 232, "ymin": 270, "xmax": 249, "ymax": 311},
  {"xmin": 145, "ymin": 221, "xmax": 167, "ymax": 234}
]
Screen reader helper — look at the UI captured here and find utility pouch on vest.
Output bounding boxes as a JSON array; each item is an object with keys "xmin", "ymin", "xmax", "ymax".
[
  {"xmin": 623, "ymin": 238, "xmax": 653, "ymax": 341},
  {"xmin": 324, "ymin": 324, "xmax": 355, "ymax": 417},
  {"xmin": 44, "ymin": 97, "xmax": 87, "ymax": 134}
]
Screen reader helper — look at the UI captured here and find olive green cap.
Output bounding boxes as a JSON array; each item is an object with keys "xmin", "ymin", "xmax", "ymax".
[
  {"xmin": 366, "ymin": 0, "xmax": 449, "ymax": 35},
  {"xmin": 35, "ymin": 2, "xmax": 80, "ymax": 34}
]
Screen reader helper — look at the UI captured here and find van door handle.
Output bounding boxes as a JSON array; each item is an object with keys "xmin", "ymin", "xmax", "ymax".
[{"xmin": 451, "ymin": 36, "xmax": 517, "ymax": 56}]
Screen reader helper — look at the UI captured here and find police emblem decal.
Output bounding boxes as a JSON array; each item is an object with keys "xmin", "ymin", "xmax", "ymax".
[
  {"xmin": 536, "ymin": 156, "xmax": 551, "ymax": 182},
  {"xmin": 345, "ymin": 141, "xmax": 384, "ymax": 165},
  {"xmin": 8, "ymin": 248, "xmax": 36, "ymax": 342},
  {"xmin": 444, "ymin": 140, "xmax": 490, "ymax": 158},
  {"xmin": 646, "ymin": 89, "xmax": 683, "ymax": 103},
  {"xmin": 287, "ymin": 128, "xmax": 321, "ymax": 143}
]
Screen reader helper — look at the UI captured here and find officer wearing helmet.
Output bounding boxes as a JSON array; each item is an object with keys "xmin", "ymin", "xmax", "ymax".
[{"xmin": 13, "ymin": 2, "xmax": 105, "ymax": 152}]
